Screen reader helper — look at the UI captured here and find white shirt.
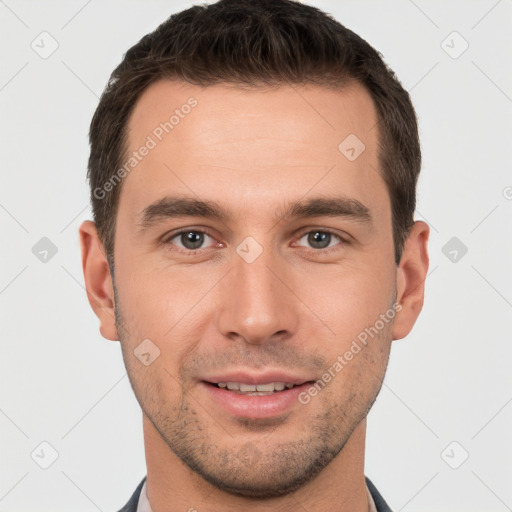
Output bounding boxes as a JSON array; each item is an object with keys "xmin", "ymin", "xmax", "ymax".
[
  {"xmin": 136, "ymin": 480, "xmax": 152, "ymax": 512},
  {"xmin": 136, "ymin": 479, "xmax": 378, "ymax": 512}
]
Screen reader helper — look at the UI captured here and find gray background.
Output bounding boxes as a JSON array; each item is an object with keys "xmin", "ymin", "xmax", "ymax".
[{"xmin": 1, "ymin": 0, "xmax": 511, "ymax": 510}]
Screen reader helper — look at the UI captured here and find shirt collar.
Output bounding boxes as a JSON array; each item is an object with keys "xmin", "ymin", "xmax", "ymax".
[{"xmin": 136, "ymin": 480, "xmax": 152, "ymax": 512}]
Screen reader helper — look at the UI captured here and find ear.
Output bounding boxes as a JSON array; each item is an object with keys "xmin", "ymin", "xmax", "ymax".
[
  {"xmin": 392, "ymin": 220, "xmax": 430, "ymax": 340},
  {"xmin": 79, "ymin": 220, "xmax": 119, "ymax": 341}
]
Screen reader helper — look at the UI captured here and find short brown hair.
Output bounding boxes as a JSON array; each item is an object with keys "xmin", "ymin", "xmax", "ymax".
[{"xmin": 88, "ymin": 0, "xmax": 421, "ymax": 267}]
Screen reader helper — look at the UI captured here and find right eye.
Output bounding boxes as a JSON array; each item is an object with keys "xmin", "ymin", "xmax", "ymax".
[{"xmin": 163, "ymin": 229, "xmax": 220, "ymax": 254}]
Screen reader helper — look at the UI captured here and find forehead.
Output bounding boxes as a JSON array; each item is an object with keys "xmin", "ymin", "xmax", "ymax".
[
  {"xmin": 126, "ymin": 79, "xmax": 378, "ymax": 152},
  {"xmin": 119, "ymin": 79, "xmax": 386, "ymax": 223}
]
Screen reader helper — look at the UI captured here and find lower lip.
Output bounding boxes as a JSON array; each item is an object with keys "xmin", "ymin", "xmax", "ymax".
[{"xmin": 200, "ymin": 382, "xmax": 312, "ymax": 419}]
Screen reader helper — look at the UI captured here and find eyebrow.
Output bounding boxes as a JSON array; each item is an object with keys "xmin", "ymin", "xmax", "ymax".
[{"xmin": 136, "ymin": 195, "xmax": 372, "ymax": 231}]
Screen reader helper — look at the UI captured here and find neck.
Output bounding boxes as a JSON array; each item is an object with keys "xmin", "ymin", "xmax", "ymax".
[{"xmin": 143, "ymin": 414, "xmax": 370, "ymax": 512}]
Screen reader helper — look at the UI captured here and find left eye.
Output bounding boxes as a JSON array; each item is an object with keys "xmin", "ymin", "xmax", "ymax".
[
  {"xmin": 167, "ymin": 230, "xmax": 216, "ymax": 251},
  {"xmin": 295, "ymin": 230, "xmax": 343, "ymax": 250}
]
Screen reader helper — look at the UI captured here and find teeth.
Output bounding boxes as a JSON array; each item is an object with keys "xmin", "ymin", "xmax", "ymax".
[
  {"xmin": 256, "ymin": 383, "xmax": 274, "ymax": 392},
  {"xmin": 216, "ymin": 382, "xmax": 297, "ymax": 393},
  {"xmin": 240, "ymin": 384, "xmax": 256, "ymax": 392}
]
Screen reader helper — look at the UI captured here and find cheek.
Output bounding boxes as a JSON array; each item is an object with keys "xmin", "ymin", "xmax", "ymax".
[
  {"xmin": 302, "ymin": 261, "xmax": 396, "ymax": 341},
  {"xmin": 115, "ymin": 260, "xmax": 218, "ymax": 378},
  {"xmin": 116, "ymin": 256, "xmax": 205, "ymax": 328},
  {"xmin": 318, "ymin": 317, "xmax": 393, "ymax": 407}
]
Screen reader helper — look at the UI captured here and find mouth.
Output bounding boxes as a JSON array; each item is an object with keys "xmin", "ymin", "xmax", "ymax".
[
  {"xmin": 200, "ymin": 378, "xmax": 316, "ymax": 419},
  {"xmin": 204, "ymin": 381, "xmax": 311, "ymax": 395}
]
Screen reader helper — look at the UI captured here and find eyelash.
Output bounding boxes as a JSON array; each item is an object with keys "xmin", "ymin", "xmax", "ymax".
[{"xmin": 162, "ymin": 228, "xmax": 349, "ymax": 256}]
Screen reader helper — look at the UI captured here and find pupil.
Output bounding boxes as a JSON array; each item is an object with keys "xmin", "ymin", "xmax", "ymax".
[
  {"xmin": 308, "ymin": 231, "xmax": 330, "ymax": 249},
  {"xmin": 182, "ymin": 231, "xmax": 203, "ymax": 250}
]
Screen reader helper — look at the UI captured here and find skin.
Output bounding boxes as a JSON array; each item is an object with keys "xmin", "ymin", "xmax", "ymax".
[{"xmin": 80, "ymin": 80, "xmax": 429, "ymax": 512}]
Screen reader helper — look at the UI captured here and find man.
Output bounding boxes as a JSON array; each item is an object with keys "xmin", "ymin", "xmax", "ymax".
[{"xmin": 79, "ymin": 0, "xmax": 429, "ymax": 510}]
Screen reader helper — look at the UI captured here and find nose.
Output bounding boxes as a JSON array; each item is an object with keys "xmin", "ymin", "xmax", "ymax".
[{"xmin": 216, "ymin": 246, "xmax": 299, "ymax": 346}]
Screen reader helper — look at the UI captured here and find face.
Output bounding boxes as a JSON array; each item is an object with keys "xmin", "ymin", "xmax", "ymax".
[{"xmin": 81, "ymin": 80, "xmax": 428, "ymax": 498}]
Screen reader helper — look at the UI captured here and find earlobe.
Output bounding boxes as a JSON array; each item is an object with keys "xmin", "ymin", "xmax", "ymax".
[
  {"xmin": 78, "ymin": 220, "xmax": 119, "ymax": 341},
  {"xmin": 392, "ymin": 221, "xmax": 430, "ymax": 341}
]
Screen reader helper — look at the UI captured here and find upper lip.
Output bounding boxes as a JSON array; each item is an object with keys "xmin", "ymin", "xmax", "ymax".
[{"xmin": 201, "ymin": 370, "xmax": 314, "ymax": 386}]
